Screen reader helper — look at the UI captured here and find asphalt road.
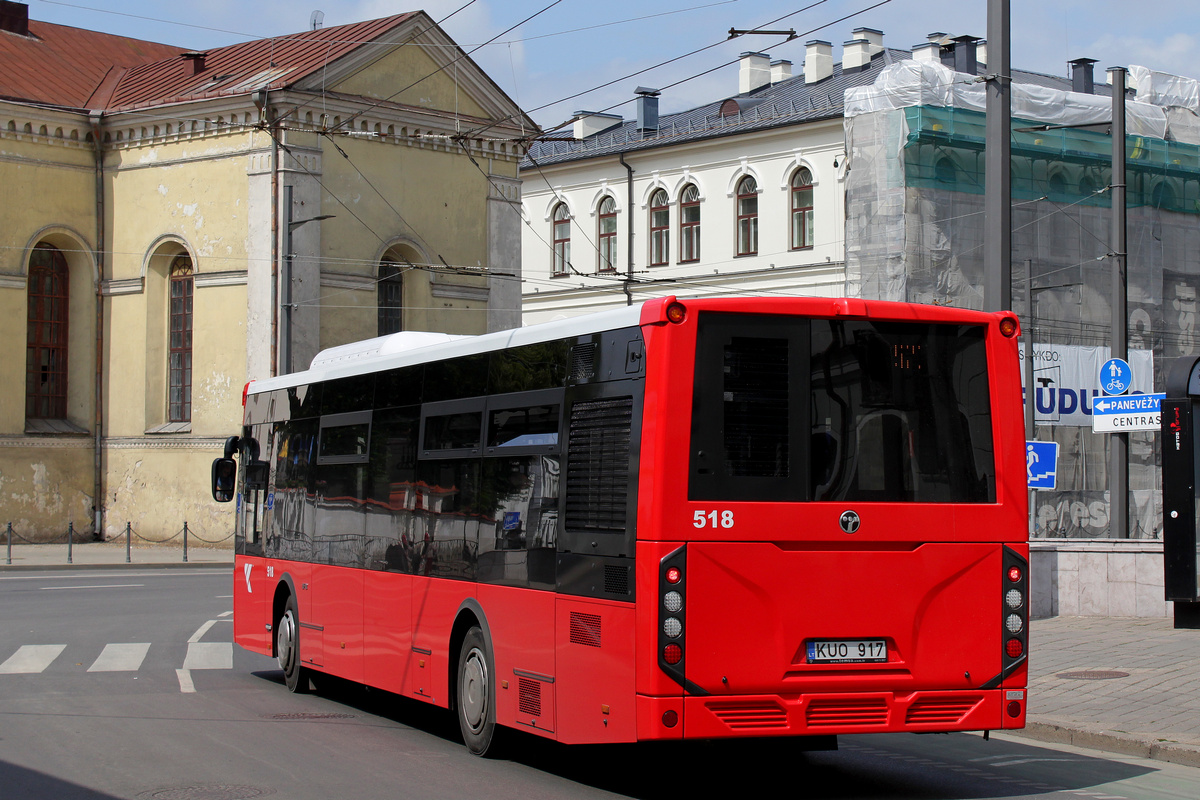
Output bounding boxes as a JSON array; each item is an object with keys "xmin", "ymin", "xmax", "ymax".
[{"xmin": 1, "ymin": 568, "xmax": 1197, "ymax": 800}]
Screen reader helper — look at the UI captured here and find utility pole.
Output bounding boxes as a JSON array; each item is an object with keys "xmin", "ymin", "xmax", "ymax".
[
  {"xmin": 984, "ymin": 0, "xmax": 1012, "ymax": 312},
  {"xmin": 281, "ymin": 185, "xmax": 333, "ymax": 374},
  {"xmin": 1109, "ymin": 67, "xmax": 1129, "ymax": 537}
]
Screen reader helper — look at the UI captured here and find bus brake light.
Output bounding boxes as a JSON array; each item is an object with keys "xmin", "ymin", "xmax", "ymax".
[{"xmin": 666, "ymin": 302, "xmax": 687, "ymax": 324}]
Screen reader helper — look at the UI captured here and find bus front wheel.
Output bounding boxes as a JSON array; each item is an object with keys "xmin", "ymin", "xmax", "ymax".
[
  {"xmin": 456, "ymin": 626, "xmax": 497, "ymax": 755},
  {"xmin": 277, "ymin": 596, "xmax": 310, "ymax": 694}
]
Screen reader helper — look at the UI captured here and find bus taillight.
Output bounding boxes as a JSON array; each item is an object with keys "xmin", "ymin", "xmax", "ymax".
[
  {"xmin": 1000, "ymin": 546, "xmax": 1029, "ymax": 680},
  {"xmin": 999, "ymin": 315, "xmax": 1019, "ymax": 338},
  {"xmin": 666, "ymin": 302, "xmax": 687, "ymax": 324},
  {"xmin": 659, "ymin": 547, "xmax": 688, "ymax": 686}
]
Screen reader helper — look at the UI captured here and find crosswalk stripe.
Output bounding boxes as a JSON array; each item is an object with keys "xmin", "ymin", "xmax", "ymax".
[
  {"xmin": 0, "ymin": 644, "xmax": 67, "ymax": 674},
  {"xmin": 88, "ymin": 643, "xmax": 151, "ymax": 672},
  {"xmin": 182, "ymin": 642, "xmax": 232, "ymax": 670}
]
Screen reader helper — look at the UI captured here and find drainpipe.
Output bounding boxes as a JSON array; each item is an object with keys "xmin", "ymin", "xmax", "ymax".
[
  {"xmin": 88, "ymin": 111, "xmax": 105, "ymax": 540},
  {"xmin": 619, "ymin": 153, "xmax": 634, "ymax": 306},
  {"xmin": 255, "ymin": 89, "xmax": 280, "ymax": 377}
]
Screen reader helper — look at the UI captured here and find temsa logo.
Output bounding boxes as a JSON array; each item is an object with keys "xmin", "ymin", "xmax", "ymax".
[{"xmin": 1171, "ymin": 407, "xmax": 1182, "ymax": 432}]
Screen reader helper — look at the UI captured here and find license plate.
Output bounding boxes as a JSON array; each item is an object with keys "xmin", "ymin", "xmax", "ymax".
[{"xmin": 806, "ymin": 639, "xmax": 887, "ymax": 664}]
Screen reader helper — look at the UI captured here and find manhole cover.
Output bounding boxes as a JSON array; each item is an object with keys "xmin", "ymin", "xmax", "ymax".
[
  {"xmin": 137, "ymin": 786, "xmax": 275, "ymax": 800},
  {"xmin": 263, "ymin": 711, "xmax": 357, "ymax": 720},
  {"xmin": 1055, "ymin": 670, "xmax": 1130, "ymax": 680}
]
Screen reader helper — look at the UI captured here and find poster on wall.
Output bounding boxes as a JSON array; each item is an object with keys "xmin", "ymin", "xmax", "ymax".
[{"xmin": 1017, "ymin": 344, "xmax": 1154, "ymax": 426}]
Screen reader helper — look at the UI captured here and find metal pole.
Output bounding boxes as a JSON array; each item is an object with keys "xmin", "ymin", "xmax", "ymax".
[
  {"xmin": 183, "ymin": 520, "xmax": 189, "ymax": 563},
  {"xmin": 984, "ymin": 0, "xmax": 1012, "ymax": 311},
  {"xmin": 282, "ymin": 185, "xmax": 294, "ymax": 375},
  {"xmin": 125, "ymin": 521, "xmax": 131, "ymax": 563},
  {"xmin": 6, "ymin": 522, "xmax": 11, "ymax": 565},
  {"xmin": 68, "ymin": 521, "xmax": 74, "ymax": 564},
  {"xmin": 1024, "ymin": 259, "xmax": 1036, "ymax": 537},
  {"xmin": 1109, "ymin": 67, "xmax": 1129, "ymax": 538}
]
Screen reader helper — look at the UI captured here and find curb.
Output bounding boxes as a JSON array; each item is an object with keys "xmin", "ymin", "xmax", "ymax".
[{"xmin": 1013, "ymin": 721, "xmax": 1200, "ymax": 769}]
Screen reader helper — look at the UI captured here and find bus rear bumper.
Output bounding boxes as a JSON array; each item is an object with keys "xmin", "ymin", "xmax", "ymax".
[{"xmin": 637, "ymin": 689, "xmax": 1025, "ymax": 740}]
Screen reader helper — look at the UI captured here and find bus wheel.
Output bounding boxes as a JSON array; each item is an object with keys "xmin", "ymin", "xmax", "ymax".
[
  {"xmin": 277, "ymin": 596, "xmax": 310, "ymax": 694},
  {"xmin": 456, "ymin": 626, "xmax": 497, "ymax": 756}
]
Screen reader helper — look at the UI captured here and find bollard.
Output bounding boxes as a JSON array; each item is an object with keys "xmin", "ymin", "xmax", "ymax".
[
  {"xmin": 183, "ymin": 520, "xmax": 189, "ymax": 563},
  {"xmin": 6, "ymin": 522, "xmax": 11, "ymax": 566},
  {"xmin": 125, "ymin": 521, "xmax": 132, "ymax": 564},
  {"xmin": 68, "ymin": 521, "xmax": 74, "ymax": 564}
]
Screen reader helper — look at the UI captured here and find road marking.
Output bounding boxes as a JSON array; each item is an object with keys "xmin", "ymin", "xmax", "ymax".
[
  {"xmin": 218, "ymin": 610, "xmax": 233, "ymax": 618},
  {"xmin": 0, "ymin": 644, "xmax": 66, "ymax": 674},
  {"xmin": 88, "ymin": 643, "xmax": 151, "ymax": 672},
  {"xmin": 182, "ymin": 642, "xmax": 232, "ymax": 670},
  {"xmin": 38, "ymin": 584, "xmax": 144, "ymax": 590},
  {"xmin": 176, "ymin": 668, "xmax": 196, "ymax": 693},
  {"xmin": 188, "ymin": 620, "xmax": 218, "ymax": 643}
]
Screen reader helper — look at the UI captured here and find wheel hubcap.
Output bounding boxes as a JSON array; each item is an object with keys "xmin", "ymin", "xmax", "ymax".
[
  {"xmin": 277, "ymin": 611, "xmax": 296, "ymax": 673},
  {"xmin": 461, "ymin": 647, "xmax": 488, "ymax": 734}
]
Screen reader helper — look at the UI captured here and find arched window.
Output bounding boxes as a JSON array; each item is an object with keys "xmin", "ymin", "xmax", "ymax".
[
  {"xmin": 552, "ymin": 203, "xmax": 571, "ymax": 276},
  {"xmin": 649, "ymin": 189, "xmax": 669, "ymax": 266},
  {"xmin": 736, "ymin": 175, "xmax": 758, "ymax": 256},
  {"xmin": 679, "ymin": 184, "xmax": 700, "ymax": 263},
  {"xmin": 1047, "ymin": 172, "xmax": 1067, "ymax": 200},
  {"xmin": 378, "ymin": 258, "xmax": 404, "ymax": 336},
  {"xmin": 168, "ymin": 254, "xmax": 194, "ymax": 423},
  {"xmin": 790, "ymin": 168, "xmax": 814, "ymax": 250},
  {"xmin": 935, "ymin": 157, "xmax": 957, "ymax": 185},
  {"xmin": 26, "ymin": 244, "xmax": 69, "ymax": 419},
  {"xmin": 598, "ymin": 196, "xmax": 617, "ymax": 272}
]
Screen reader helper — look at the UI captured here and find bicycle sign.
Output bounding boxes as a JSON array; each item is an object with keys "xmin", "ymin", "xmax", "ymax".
[{"xmin": 1100, "ymin": 358, "xmax": 1132, "ymax": 396}]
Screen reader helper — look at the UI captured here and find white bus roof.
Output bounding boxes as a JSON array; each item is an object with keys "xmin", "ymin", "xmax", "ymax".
[{"xmin": 249, "ymin": 304, "xmax": 645, "ymax": 395}]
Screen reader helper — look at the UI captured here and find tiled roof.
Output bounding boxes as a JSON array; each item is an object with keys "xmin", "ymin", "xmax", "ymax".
[
  {"xmin": 524, "ymin": 50, "xmax": 1108, "ymax": 168},
  {"xmin": 0, "ymin": 12, "xmax": 418, "ymax": 112},
  {"xmin": 103, "ymin": 13, "xmax": 417, "ymax": 112},
  {"xmin": 0, "ymin": 20, "xmax": 185, "ymax": 108}
]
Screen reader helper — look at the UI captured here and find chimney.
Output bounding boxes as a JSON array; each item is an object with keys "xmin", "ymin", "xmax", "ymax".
[
  {"xmin": 976, "ymin": 40, "xmax": 987, "ymax": 69},
  {"xmin": 771, "ymin": 59, "xmax": 793, "ymax": 84},
  {"xmin": 804, "ymin": 40, "xmax": 833, "ymax": 84},
  {"xmin": 951, "ymin": 35, "xmax": 980, "ymax": 75},
  {"xmin": 852, "ymin": 27, "xmax": 884, "ymax": 56},
  {"xmin": 572, "ymin": 111, "xmax": 623, "ymax": 140},
  {"xmin": 181, "ymin": 51, "xmax": 207, "ymax": 75},
  {"xmin": 842, "ymin": 39, "xmax": 871, "ymax": 72},
  {"xmin": 635, "ymin": 87, "xmax": 660, "ymax": 133},
  {"xmin": 739, "ymin": 52, "xmax": 771, "ymax": 94},
  {"xmin": 1070, "ymin": 58, "xmax": 1098, "ymax": 94},
  {"xmin": 912, "ymin": 43, "xmax": 939, "ymax": 63},
  {"xmin": 0, "ymin": 0, "xmax": 29, "ymax": 36}
]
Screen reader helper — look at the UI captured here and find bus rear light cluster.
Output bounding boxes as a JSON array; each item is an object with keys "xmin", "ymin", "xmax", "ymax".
[
  {"xmin": 999, "ymin": 315, "xmax": 1019, "ymax": 338},
  {"xmin": 658, "ymin": 547, "xmax": 689, "ymax": 688},
  {"xmin": 1001, "ymin": 546, "xmax": 1029, "ymax": 679}
]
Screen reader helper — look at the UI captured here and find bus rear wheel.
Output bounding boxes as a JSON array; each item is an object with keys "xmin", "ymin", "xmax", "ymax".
[
  {"xmin": 277, "ymin": 596, "xmax": 310, "ymax": 694},
  {"xmin": 456, "ymin": 626, "xmax": 497, "ymax": 756}
]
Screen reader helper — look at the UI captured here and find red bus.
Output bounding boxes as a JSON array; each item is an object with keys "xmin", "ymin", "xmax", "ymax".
[{"xmin": 213, "ymin": 296, "xmax": 1029, "ymax": 755}]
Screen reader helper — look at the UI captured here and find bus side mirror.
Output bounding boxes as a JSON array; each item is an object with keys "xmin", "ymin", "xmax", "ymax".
[{"xmin": 212, "ymin": 457, "xmax": 237, "ymax": 503}]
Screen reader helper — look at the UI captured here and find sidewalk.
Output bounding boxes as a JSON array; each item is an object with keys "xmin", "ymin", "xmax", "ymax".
[
  {"xmin": 1018, "ymin": 615, "xmax": 1200, "ymax": 767},
  {"xmin": 1, "ymin": 543, "xmax": 1196, "ymax": 767},
  {"xmin": 0, "ymin": 539, "xmax": 232, "ymax": 569}
]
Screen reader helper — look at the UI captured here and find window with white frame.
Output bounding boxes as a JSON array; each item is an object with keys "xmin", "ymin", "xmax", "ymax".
[
  {"xmin": 598, "ymin": 196, "xmax": 617, "ymax": 272},
  {"xmin": 790, "ymin": 168, "xmax": 814, "ymax": 250},
  {"xmin": 736, "ymin": 175, "xmax": 758, "ymax": 256},
  {"xmin": 679, "ymin": 184, "xmax": 700, "ymax": 263},
  {"xmin": 649, "ymin": 189, "xmax": 669, "ymax": 267},
  {"xmin": 552, "ymin": 203, "xmax": 571, "ymax": 276}
]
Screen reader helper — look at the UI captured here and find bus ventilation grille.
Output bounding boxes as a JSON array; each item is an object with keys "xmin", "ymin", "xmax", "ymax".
[
  {"xmin": 604, "ymin": 564, "xmax": 631, "ymax": 596},
  {"xmin": 569, "ymin": 611, "xmax": 602, "ymax": 647},
  {"xmin": 805, "ymin": 698, "xmax": 888, "ymax": 728},
  {"xmin": 566, "ymin": 397, "xmax": 632, "ymax": 533},
  {"xmin": 904, "ymin": 696, "xmax": 980, "ymax": 725},
  {"xmin": 570, "ymin": 343, "xmax": 597, "ymax": 381},
  {"xmin": 518, "ymin": 678, "xmax": 542, "ymax": 717},
  {"xmin": 707, "ymin": 700, "xmax": 788, "ymax": 730}
]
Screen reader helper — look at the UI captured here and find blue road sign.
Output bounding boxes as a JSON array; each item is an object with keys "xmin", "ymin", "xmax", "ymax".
[
  {"xmin": 1026, "ymin": 441, "xmax": 1059, "ymax": 490},
  {"xmin": 1091, "ymin": 392, "xmax": 1164, "ymax": 433},
  {"xmin": 1100, "ymin": 358, "xmax": 1133, "ymax": 395}
]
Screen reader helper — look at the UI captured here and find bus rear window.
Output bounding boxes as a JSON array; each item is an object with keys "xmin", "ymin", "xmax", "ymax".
[{"xmin": 689, "ymin": 313, "xmax": 995, "ymax": 503}]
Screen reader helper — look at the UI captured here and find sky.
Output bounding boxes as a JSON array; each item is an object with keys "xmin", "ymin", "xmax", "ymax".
[{"xmin": 24, "ymin": 0, "xmax": 1200, "ymax": 131}]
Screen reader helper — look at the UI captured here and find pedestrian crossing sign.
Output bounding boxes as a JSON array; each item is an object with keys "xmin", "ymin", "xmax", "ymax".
[{"xmin": 1027, "ymin": 440, "xmax": 1058, "ymax": 490}]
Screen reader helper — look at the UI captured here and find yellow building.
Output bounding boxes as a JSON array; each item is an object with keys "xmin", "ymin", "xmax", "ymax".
[{"xmin": 0, "ymin": 4, "xmax": 533, "ymax": 542}]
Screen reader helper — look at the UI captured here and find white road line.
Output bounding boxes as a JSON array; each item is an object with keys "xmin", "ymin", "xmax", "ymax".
[
  {"xmin": 38, "ymin": 584, "xmax": 144, "ymax": 590},
  {"xmin": 88, "ymin": 643, "xmax": 151, "ymax": 672},
  {"xmin": 188, "ymin": 619, "xmax": 217, "ymax": 643},
  {"xmin": 182, "ymin": 642, "xmax": 232, "ymax": 670},
  {"xmin": 218, "ymin": 611, "xmax": 233, "ymax": 618},
  {"xmin": 0, "ymin": 644, "xmax": 66, "ymax": 674},
  {"xmin": 176, "ymin": 668, "xmax": 195, "ymax": 693}
]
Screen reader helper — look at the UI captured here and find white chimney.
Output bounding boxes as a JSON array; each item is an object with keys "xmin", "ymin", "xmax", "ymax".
[
  {"xmin": 852, "ymin": 27, "xmax": 884, "ymax": 55},
  {"xmin": 572, "ymin": 111, "xmax": 623, "ymax": 140},
  {"xmin": 804, "ymin": 40, "xmax": 833, "ymax": 84},
  {"xmin": 739, "ymin": 51, "xmax": 771, "ymax": 94},
  {"xmin": 976, "ymin": 40, "xmax": 987, "ymax": 69},
  {"xmin": 912, "ymin": 42, "xmax": 939, "ymax": 63},
  {"xmin": 843, "ymin": 38, "xmax": 871, "ymax": 72},
  {"xmin": 771, "ymin": 59, "xmax": 793, "ymax": 84}
]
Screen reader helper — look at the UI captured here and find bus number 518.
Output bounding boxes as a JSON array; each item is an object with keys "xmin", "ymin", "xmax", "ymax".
[{"xmin": 693, "ymin": 510, "xmax": 734, "ymax": 528}]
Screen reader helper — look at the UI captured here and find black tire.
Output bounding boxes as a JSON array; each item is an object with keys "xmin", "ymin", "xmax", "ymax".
[
  {"xmin": 277, "ymin": 595, "xmax": 310, "ymax": 693},
  {"xmin": 456, "ymin": 626, "xmax": 497, "ymax": 756}
]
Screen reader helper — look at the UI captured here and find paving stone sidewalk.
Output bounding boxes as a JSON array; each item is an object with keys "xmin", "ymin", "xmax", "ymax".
[
  {"xmin": 1021, "ymin": 615, "xmax": 1200, "ymax": 767},
  {"xmin": 0, "ymin": 539, "xmax": 232, "ymax": 568}
]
